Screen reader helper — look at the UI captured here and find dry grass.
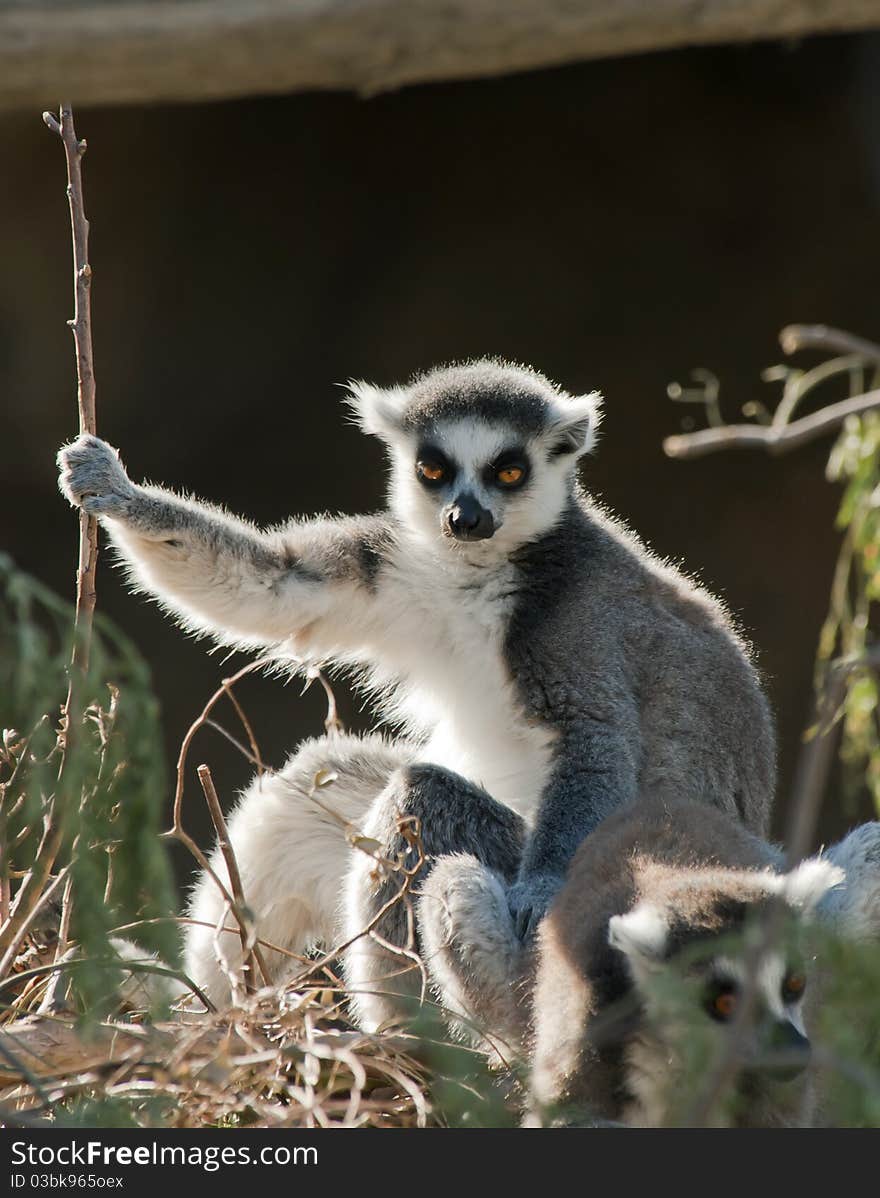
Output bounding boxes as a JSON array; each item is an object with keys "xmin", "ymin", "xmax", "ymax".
[{"xmin": 0, "ymin": 922, "xmax": 466, "ymax": 1128}]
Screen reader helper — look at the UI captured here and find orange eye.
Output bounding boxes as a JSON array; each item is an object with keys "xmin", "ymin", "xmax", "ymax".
[
  {"xmin": 782, "ymin": 972, "xmax": 806, "ymax": 1003},
  {"xmin": 711, "ymin": 991, "xmax": 738, "ymax": 1021},
  {"xmin": 417, "ymin": 461, "xmax": 445, "ymax": 483},
  {"xmin": 497, "ymin": 465, "xmax": 524, "ymax": 486}
]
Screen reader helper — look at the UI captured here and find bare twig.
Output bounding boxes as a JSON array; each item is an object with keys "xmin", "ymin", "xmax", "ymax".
[
  {"xmin": 218, "ymin": 677, "xmax": 265, "ymax": 779},
  {"xmin": 196, "ymin": 764, "xmax": 268, "ymax": 994},
  {"xmin": 664, "ymin": 323, "xmax": 880, "ymax": 460},
  {"xmin": 43, "ymin": 103, "xmax": 99, "ymax": 727},
  {"xmin": 663, "ymin": 386, "xmax": 880, "ymax": 460},
  {"xmin": 0, "ymin": 868, "xmax": 69, "ymax": 982},
  {"xmin": 165, "ymin": 661, "xmax": 279, "ymax": 1000},
  {"xmin": 785, "ymin": 646, "xmax": 880, "ymax": 866},
  {"xmin": 171, "ymin": 658, "xmax": 271, "ymax": 830},
  {"xmin": 288, "ymin": 815, "xmax": 425, "ymax": 990},
  {"xmin": 779, "ymin": 324, "xmax": 880, "ymax": 364},
  {"xmin": 1, "ymin": 104, "xmax": 97, "ymax": 978}
]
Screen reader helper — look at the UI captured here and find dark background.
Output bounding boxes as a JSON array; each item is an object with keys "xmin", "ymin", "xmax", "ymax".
[{"xmin": 2, "ymin": 33, "xmax": 878, "ymax": 891}]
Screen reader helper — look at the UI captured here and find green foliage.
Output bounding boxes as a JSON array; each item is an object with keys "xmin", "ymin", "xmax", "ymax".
[
  {"xmin": 627, "ymin": 918, "xmax": 880, "ymax": 1128},
  {"xmin": 0, "ymin": 554, "xmax": 178, "ymax": 1017},
  {"xmin": 821, "ymin": 413, "xmax": 880, "ymax": 814},
  {"xmin": 812, "ymin": 926, "xmax": 880, "ymax": 1126}
]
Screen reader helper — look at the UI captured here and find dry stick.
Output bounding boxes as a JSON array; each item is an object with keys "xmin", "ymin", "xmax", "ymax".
[
  {"xmin": 785, "ymin": 645, "xmax": 880, "ymax": 866},
  {"xmin": 43, "ymin": 104, "xmax": 99, "ymax": 686},
  {"xmin": 172, "ymin": 657, "xmax": 271, "ymax": 830},
  {"xmin": 665, "ymin": 323, "xmax": 880, "ymax": 461},
  {"xmin": 663, "ymin": 386, "xmax": 880, "ymax": 460},
  {"xmin": 288, "ymin": 816, "xmax": 426, "ymax": 990},
  {"xmin": 169, "ymin": 656, "xmax": 342, "ymax": 983},
  {"xmin": 0, "ymin": 869, "xmax": 69, "ymax": 983},
  {"xmin": 196, "ymin": 764, "xmax": 266, "ymax": 995},
  {"xmin": 167, "ymin": 659, "xmax": 274, "ymax": 992},
  {"xmin": 779, "ymin": 324, "xmax": 880, "ymax": 364},
  {"xmin": 0, "ymin": 105, "xmax": 96, "ymax": 970},
  {"xmin": 219, "ymin": 682, "xmax": 265, "ymax": 778}
]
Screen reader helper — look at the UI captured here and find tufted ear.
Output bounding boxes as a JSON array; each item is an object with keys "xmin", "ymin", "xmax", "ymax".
[
  {"xmin": 782, "ymin": 858, "xmax": 845, "ymax": 915},
  {"xmin": 346, "ymin": 381, "xmax": 410, "ymax": 440},
  {"xmin": 608, "ymin": 902, "xmax": 668, "ymax": 977},
  {"xmin": 546, "ymin": 391, "xmax": 603, "ymax": 459}
]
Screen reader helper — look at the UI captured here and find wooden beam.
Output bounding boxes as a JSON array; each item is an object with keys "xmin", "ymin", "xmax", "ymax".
[{"xmin": 1, "ymin": 1, "xmax": 879, "ymax": 112}]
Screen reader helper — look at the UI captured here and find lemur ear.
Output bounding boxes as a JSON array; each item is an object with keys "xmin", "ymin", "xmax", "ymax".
[
  {"xmin": 608, "ymin": 903, "xmax": 668, "ymax": 974},
  {"xmin": 346, "ymin": 381, "xmax": 410, "ymax": 440},
  {"xmin": 546, "ymin": 392, "xmax": 603, "ymax": 459},
  {"xmin": 782, "ymin": 858, "xmax": 845, "ymax": 915}
]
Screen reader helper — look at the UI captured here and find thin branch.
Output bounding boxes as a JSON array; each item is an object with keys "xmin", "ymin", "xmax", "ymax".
[
  {"xmin": 196, "ymin": 764, "xmax": 268, "ymax": 993},
  {"xmin": 779, "ymin": 324, "xmax": 880, "ymax": 365},
  {"xmin": 785, "ymin": 646, "xmax": 880, "ymax": 866},
  {"xmin": 165, "ymin": 661, "xmax": 278, "ymax": 1000},
  {"xmin": 3, "ymin": 104, "xmax": 100, "ymax": 987},
  {"xmin": 43, "ymin": 103, "xmax": 99, "ymax": 723},
  {"xmin": 172, "ymin": 657, "xmax": 270, "ymax": 830},
  {"xmin": 0, "ymin": 868, "xmax": 69, "ymax": 981},
  {"xmin": 218, "ymin": 676, "xmax": 265, "ymax": 778},
  {"xmin": 288, "ymin": 815, "xmax": 425, "ymax": 989},
  {"xmin": 663, "ymin": 386, "xmax": 880, "ymax": 460}
]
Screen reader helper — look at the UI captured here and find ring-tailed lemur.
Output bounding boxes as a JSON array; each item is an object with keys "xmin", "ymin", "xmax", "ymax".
[
  {"xmin": 56, "ymin": 359, "xmax": 776, "ymax": 1020},
  {"xmin": 417, "ymin": 798, "xmax": 880, "ymax": 1127}
]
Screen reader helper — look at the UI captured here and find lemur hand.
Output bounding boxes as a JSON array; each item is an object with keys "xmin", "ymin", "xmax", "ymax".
[
  {"xmin": 507, "ymin": 874, "xmax": 564, "ymax": 942},
  {"xmin": 57, "ymin": 434, "xmax": 137, "ymax": 518}
]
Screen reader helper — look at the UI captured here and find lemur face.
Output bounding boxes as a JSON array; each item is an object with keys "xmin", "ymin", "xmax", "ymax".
[
  {"xmin": 696, "ymin": 950, "xmax": 811, "ymax": 1081},
  {"xmin": 348, "ymin": 361, "xmax": 601, "ymax": 555},
  {"xmin": 411, "ymin": 420, "xmax": 534, "ymax": 544},
  {"xmin": 608, "ymin": 859, "xmax": 843, "ymax": 1089}
]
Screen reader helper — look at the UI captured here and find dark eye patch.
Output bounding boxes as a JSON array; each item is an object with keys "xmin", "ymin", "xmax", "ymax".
[
  {"xmin": 704, "ymin": 976, "xmax": 739, "ymax": 1022},
  {"xmin": 484, "ymin": 447, "xmax": 530, "ymax": 490},
  {"xmin": 415, "ymin": 444, "xmax": 456, "ymax": 488},
  {"xmin": 781, "ymin": 969, "xmax": 807, "ymax": 1004}
]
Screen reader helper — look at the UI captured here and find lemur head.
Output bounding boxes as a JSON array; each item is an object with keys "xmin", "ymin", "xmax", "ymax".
[
  {"xmin": 348, "ymin": 360, "xmax": 601, "ymax": 554},
  {"xmin": 607, "ymin": 858, "xmax": 843, "ymax": 1116}
]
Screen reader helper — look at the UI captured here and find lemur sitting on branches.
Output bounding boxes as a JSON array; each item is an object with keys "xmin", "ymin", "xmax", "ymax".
[{"xmin": 57, "ymin": 359, "xmax": 776, "ymax": 1023}]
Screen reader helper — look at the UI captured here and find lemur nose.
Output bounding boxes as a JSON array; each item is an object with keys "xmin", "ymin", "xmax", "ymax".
[
  {"xmin": 447, "ymin": 495, "xmax": 495, "ymax": 541},
  {"xmin": 764, "ymin": 1021, "xmax": 811, "ymax": 1081}
]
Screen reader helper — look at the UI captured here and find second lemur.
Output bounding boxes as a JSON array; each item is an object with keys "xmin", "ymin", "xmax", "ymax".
[{"xmin": 57, "ymin": 359, "xmax": 776, "ymax": 1021}]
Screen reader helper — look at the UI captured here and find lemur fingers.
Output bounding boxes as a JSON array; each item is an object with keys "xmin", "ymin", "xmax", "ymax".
[{"xmin": 57, "ymin": 434, "xmax": 137, "ymax": 518}]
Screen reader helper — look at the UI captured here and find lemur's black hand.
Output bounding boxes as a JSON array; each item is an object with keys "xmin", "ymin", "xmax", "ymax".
[{"xmin": 507, "ymin": 874, "xmax": 564, "ymax": 942}]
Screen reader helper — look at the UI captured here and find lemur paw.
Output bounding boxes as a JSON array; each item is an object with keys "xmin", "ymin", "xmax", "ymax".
[
  {"xmin": 508, "ymin": 874, "xmax": 563, "ymax": 942},
  {"xmin": 57, "ymin": 434, "xmax": 136, "ymax": 518}
]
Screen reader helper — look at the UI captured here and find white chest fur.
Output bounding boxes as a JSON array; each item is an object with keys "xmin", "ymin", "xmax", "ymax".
[{"xmin": 363, "ymin": 550, "xmax": 556, "ymax": 822}]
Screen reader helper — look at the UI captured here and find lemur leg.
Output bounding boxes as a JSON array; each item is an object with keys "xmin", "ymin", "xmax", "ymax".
[
  {"xmin": 417, "ymin": 854, "xmax": 532, "ymax": 1063},
  {"xmin": 185, "ymin": 732, "xmax": 414, "ymax": 1008},
  {"xmin": 343, "ymin": 763, "xmax": 526, "ymax": 1033}
]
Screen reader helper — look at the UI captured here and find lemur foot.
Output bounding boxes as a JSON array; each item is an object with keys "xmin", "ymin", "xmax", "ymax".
[
  {"xmin": 57, "ymin": 434, "xmax": 137, "ymax": 518},
  {"xmin": 507, "ymin": 873, "xmax": 563, "ymax": 942}
]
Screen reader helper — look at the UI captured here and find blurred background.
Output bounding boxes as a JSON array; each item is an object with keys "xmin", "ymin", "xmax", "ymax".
[{"xmin": 3, "ymin": 28, "xmax": 880, "ymax": 888}]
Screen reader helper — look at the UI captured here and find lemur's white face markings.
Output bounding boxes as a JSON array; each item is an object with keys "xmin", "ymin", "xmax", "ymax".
[
  {"xmin": 609, "ymin": 856, "xmax": 843, "ymax": 1079},
  {"xmin": 347, "ymin": 376, "xmax": 601, "ymax": 558},
  {"xmin": 392, "ymin": 418, "xmax": 564, "ymax": 555}
]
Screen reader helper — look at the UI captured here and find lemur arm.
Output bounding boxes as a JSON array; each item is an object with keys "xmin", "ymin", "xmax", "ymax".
[
  {"xmin": 509, "ymin": 713, "xmax": 640, "ymax": 941},
  {"xmin": 57, "ymin": 434, "xmax": 395, "ymax": 654}
]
